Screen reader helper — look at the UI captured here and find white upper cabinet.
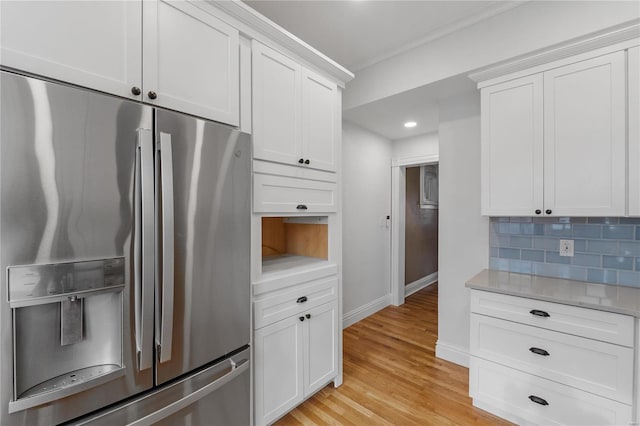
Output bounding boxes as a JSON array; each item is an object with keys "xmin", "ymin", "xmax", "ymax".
[
  {"xmin": 302, "ymin": 70, "xmax": 338, "ymax": 172},
  {"xmin": 252, "ymin": 41, "xmax": 302, "ymax": 166},
  {"xmin": 143, "ymin": 0, "xmax": 239, "ymax": 125},
  {"xmin": 629, "ymin": 46, "xmax": 640, "ymax": 217},
  {"xmin": 252, "ymin": 41, "xmax": 338, "ymax": 173},
  {"xmin": 481, "ymin": 75, "xmax": 543, "ymax": 216},
  {"xmin": 0, "ymin": 0, "xmax": 239, "ymax": 125},
  {"xmin": 481, "ymin": 50, "xmax": 627, "ymax": 216},
  {"xmin": 0, "ymin": 1, "xmax": 142, "ymax": 100},
  {"xmin": 543, "ymin": 51, "xmax": 626, "ymax": 216}
]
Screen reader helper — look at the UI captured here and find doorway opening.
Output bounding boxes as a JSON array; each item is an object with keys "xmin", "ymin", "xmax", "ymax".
[{"xmin": 390, "ymin": 154, "xmax": 439, "ymax": 306}]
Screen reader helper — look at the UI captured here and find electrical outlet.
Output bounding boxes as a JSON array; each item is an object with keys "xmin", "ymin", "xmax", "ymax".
[{"xmin": 559, "ymin": 239, "xmax": 574, "ymax": 257}]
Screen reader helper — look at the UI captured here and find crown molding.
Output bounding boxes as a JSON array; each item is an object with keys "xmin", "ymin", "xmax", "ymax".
[
  {"xmin": 469, "ymin": 19, "xmax": 640, "ymax": 84},
  {"xmin": 209, "ymin": 0, "xmax": 354, "ymax": 86}
]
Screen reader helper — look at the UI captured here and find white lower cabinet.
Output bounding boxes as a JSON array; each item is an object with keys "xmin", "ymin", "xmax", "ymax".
[
  {"xmin": 254, "ymin": 314, "xmax": 304, "ymax": 426},
  {"xmin": 469, "ymin": 289, "xmax": 635, "ymax": 425},
  {"xmin": 470, "ymin": 358, "xmax": 632, "ymax": 426},
  {"xmin": 254, "ymin": 282, "xmax": 338, "ymax": 426},
  {"xmin": 304, "ymin": 301, "xmax": 338, "ymax": 396}
]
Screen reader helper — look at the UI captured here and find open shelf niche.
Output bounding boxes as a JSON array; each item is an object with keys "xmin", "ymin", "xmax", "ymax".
[{"xmin": 261, "ymin": 216, "xmax": 329, "ymax": 276}]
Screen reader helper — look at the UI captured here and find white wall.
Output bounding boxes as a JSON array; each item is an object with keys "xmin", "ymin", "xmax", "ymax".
[
  {"xmin": 344, "ymin": 1, "xmax": 640, "ymax": 109},
  {"xmin": 392, "ymin": 131, "xmax": 439, "ymax": 161},
  {"xmin": 435, "ymin": 91, "xmax": 488, "ymax": 367},
  {"xmin": 342, "ymin": 121, "xmax": 393, "ymax": 327}
]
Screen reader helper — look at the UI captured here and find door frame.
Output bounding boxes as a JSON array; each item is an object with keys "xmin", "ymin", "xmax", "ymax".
[{"xmin": 390, "ymin": 154, "xmax": 439, "ymax": 306}]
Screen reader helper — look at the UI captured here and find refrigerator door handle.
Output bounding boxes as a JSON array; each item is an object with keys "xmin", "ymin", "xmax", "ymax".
[
  {"xmin": 158, "ymin": 132, "xmax": 175, "ymax": 363},
  {"xmin": 127, "ymin": 358, "xmax": 249, "ymax": 426},
  {"xmin": 135, "ymin": 128, "xmax": 155, "ymax": 371}
]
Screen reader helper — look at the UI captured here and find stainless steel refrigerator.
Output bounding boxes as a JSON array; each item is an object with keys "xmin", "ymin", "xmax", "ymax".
[{"xmin": 0, "ymin": 69, "xmax": 251, "ymax": 425}]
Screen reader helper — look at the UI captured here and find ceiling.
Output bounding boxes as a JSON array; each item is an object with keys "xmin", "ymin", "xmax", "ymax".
[{"xmin": 243, "ymin": 0, "xmax": 519, "ymax": 140}]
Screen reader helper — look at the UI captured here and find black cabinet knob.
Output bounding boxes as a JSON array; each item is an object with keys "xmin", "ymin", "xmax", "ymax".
[
  {"xmin": 528, "ymin": 395, "xmax": 549, "ymax": 406},
  {"xmin": 545, "ymin": 209, "xmax": 552, "ymax": 215},
  {"xmin": 305, "ymin": 313, "xmax": 311, "ymax": 319},
  {"xmin": 535, "ymin": 209, "xmax": 542, "ymax": 215},
  {"xmin": 148, "ymin": 91, "xmax": 157, "ymax": 100},
  {"xmin": 131, "ymin": 86, "xmax": 141, "ymax": 96},
  {"xmin": 298, "ymin": 158, "xmax": 304, "ymax": 164},
  {"xmin": 299, "ymin": 316, "xmax": 305, "ymax": 322},
  {"xmin": 304, "ymin": 159, "xmax": 310, "ymax": 165},
  {"xmin": 296, "ymin": 296, "xmax": 308, "ymax": 304},
  {"xmin": 296, "ymin": 204, "xmax": 308, "ymax": 210}
]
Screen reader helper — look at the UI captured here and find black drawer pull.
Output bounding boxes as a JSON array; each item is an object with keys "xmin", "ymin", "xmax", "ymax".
[
  {"xmin": 296, "ymin": 204, "xmax": 308, "ymax": 210},
  {"xmin": 296, "ymin": 296, "xmax": 308, "ymax": 303},
  {"xmin": 529, "ymin": 347, "xmax": 550, "ymax": 356},
  {"xmin": 529, "ymin": 309, "xmax": 550, "ymax": 318},
  {"xmin": 299, "ymin": 316, "xmax": 305, "ymax": 322},
  {"xmin": 305, "ymin": 313, "xmax": 311, "ymax": 319},
  {"xmin": 528, "ymin": 395, "xmax": 549, "ymax": 406}
]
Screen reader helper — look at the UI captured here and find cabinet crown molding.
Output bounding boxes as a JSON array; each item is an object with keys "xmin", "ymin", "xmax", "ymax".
[
  {"xmin": 209, "ymin": 0, "xmax": 354, "ymax": 86},
  {"xmin": 469, "ymin": 19, "xmax": 640, "ymax": 84}
]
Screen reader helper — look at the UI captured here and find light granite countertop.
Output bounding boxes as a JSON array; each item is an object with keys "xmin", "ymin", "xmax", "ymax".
[{"xmin": 466, "ymin": 269, "xmax": 640, "ymax": 317}]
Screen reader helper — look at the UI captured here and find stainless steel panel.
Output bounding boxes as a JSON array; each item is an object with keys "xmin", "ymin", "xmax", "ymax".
[
  {"xmin": 155, "ymin": 109, "xmax": 251, "ymax": 385},
  {"xmin": 0, "ymin": 70, "xmax": 153, "ymax": 425},
  {"xmin": 8, "ymin": 257, "xmax": 125, "ymax": 307},
  {"xmin": 73, "ymin": 348, "xmax": 251, "ymax": 426}
]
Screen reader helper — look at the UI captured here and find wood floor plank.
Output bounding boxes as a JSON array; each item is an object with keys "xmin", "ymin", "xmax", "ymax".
[{"xmin": 274, "ymin": 284, "xmax": 513, "ymax": 425}]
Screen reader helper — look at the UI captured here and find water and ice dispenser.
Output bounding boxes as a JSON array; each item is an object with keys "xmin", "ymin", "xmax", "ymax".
[{"xmin": 8, "ymin": 258, "xmax": 125, "ymax": 412}]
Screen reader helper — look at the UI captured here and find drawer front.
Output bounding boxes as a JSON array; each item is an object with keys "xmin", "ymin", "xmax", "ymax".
[
  {"xmin": 253, "ymin": 173, "xmax": 337, "ymax": 213},
  {"xmin": 471, "ymin": 313, "xmax": 633, "ymax": 403},
  {"xmin": 254, "ymin": 276, "xmax": 337, "ymax": 329},
  {"xmin": 470, "ymin": 290, "xmax": 634, "ymax": 347},
  {"xmin": 470, "ymin": 357, "xmax": 632, "ymax": 426}
]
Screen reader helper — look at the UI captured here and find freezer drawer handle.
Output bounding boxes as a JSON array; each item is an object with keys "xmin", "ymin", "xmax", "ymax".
[
  {"xmin": 127, "ymin": 358, "xmax": 249, "ymax": 426},
  {"xmin": 529, "ymin": 347, "xmax": 550, "ymax": 356},
  {"xmin": 296, "ymin": 204, "xmax": 308, "ymax": 210},
  {"xmin": 529, "ymin": 309, "xmax": 550, "ymax": 318},
  {"xmin": 158, "ymin": 132, "xmax": 175, "ymax": 364},
  {"xmin": 297, "ymin": 296, "xmax": 308, "ymax": 303},
  {"xmin": 528, "ymin": 395, "xmax": 549, "ymax": 406}
]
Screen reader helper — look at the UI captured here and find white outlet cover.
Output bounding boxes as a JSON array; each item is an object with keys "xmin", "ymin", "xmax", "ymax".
[{"xmin": 559, "ymin": 239, "xmax": 574, "ymax": 257}]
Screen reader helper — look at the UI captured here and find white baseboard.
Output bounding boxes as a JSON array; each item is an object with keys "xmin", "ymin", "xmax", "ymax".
[
  {"xmin": 404, "ymin": 272, "xmax": 438, "ymax": 297},
  {"xmin": 435, "ymin": 340, "xmax": 469, "ymax": 367},
  {"xmin": 342, "ymin": 294, "xmax": 391, "ymax": 329}
]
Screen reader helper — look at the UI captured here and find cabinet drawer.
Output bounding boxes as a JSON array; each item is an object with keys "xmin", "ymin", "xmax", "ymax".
[
  {"xmin": 470, "ymin": 357, "xmax": 632, "ymax": 426},
  {"xmin": 471, "ymin": 313, "xmax": 633, "ymax": 403},
  {"xmin": 253, "ymin": 173, "xmax": 337, "ymax": 213},
  {"xmin": 254, "ymin": 276, "xmax": 337, "ymax": 329},
  {"xmin": 470, "ymin": 290, "xmax": 634, "ymax": 347}
]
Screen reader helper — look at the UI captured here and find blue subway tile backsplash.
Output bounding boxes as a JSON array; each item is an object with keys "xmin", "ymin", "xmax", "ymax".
[{"xmin": 490, "ymin": 217, "xmax": 640, "ymax": 287}]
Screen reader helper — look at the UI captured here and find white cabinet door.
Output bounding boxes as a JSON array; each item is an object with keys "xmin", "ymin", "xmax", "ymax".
[
  {"xmin": 481, "ymin": 74, "xmax": 544, "ymax": 216},
  {"xmin": 143, "ymin": 0, "xmax": 239, "ymax": 125},
  {"xmin": 629, "ymin": 46, "xmax": 640, "ymax": 217},
  {"xmin": 254, "ymin": 316, "xmax": 304, "ymax": 426},
  {"xmin": 543, "ymin": 51, "xmax": 626, "ymax": 216},
  {"xmin": 0, "ymin": 1, "xmax": 142, "ymax": 100},
  {"xmin": 252, "ymin": 41, "xmax": 302, "ymax": 166},
  {"xmin": 303, "ymin": 301, "xmax": 338, "ymax": 397},
  {"xmin": 302, "ymin": 69, "xmax": 338, "ymax": 172}
]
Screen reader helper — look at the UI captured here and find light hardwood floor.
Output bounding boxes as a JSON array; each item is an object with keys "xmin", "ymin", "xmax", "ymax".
[{"xmin": 275, "ymin": 284, "xmax": 513, "ymax": 425}]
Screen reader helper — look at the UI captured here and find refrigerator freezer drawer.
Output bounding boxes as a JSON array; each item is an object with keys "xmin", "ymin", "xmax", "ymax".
[{"xmin": 73, "ymin": 347, "xmax": 250, "ymax": 426}]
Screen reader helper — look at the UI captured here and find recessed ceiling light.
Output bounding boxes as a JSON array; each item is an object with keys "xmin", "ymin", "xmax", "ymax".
[{"xmin": 404, "ymin": 121, "xmax": 417, "ymax": 128}]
